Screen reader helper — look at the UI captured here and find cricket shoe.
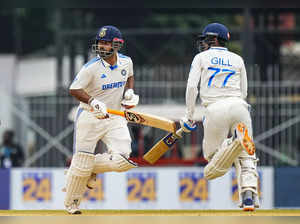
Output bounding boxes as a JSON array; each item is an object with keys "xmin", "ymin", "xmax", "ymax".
[
  {"xmin": 242, "ymin": 190, "xmax": 255, "ymax": 211},
  {"xmin": 236, "ymin": 123, "xmax": 255, "ymax": 155},
  {"xmin": 86, "ymin": 173, "xmax": 97, "ymax": 189},
  {"xmin": 65, "ymin": 200, "xmax": 82, "ymax": 215}
]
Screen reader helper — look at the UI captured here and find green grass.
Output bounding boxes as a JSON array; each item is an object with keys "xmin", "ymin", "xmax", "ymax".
[{"xmin": 0, "ymin": 209, "xmax": 300, "ymax": 216}]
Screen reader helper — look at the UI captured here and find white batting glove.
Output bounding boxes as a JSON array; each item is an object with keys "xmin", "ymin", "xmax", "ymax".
[
  {"xmin": 89, "ymin": 98, "xmax": 108, "ymax": 119},
  {"xmin": 180, "ymin": 117, "xmax": 197, "ymax": 133},
  {"xmin": 121, "ymin": 89, "xmax": 139, "ymax": 109}
]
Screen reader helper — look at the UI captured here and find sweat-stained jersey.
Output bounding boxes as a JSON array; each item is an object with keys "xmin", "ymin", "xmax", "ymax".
[
  {"xmin": 185, "ymin": 47, "xmax": 248, "ymax": 119},
  {"xmin": 70, "ymin": 53, "xmax": 133, "ymax": 110}
]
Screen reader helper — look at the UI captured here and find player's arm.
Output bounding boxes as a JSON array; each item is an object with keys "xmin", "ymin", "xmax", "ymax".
[
  {"xmin": 69, "ymin": 68, "xmax": 94, "ymax": 104},
  {"xmin": 185, "ymin": 55, "xmax": 201, "ymax": 120},
  {"xmin": 180, "ymin": 55, "xmax": 201, "ymax": 132},
  {"xmin": 125, "ymin": 75, "xmax": 134, "ymax": 89},
  {"xmin": 69, "ymin": 89, "xmax": 91, "ymax": 104},
  {"xmin": 240, "ymin": 59, "xmax": 248, "ymax": 99},
  {"xmin": 122, "ymin": 59, "xmax": 139, "ymax": 109},
  {"xmin": 70, "ymin": 68, "xmax": 108, "ymax": 119}
]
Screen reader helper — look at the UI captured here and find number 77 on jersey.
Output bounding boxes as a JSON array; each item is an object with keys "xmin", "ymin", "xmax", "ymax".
[{"xmin": 143, "ymin": 128, "xmax": 184, "ymax": 164}]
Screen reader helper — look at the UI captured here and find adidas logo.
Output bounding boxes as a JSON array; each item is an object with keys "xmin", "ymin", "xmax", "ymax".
[{"xmin": 101, "ymin": 74, "xmax": 107, "ymax": 78}]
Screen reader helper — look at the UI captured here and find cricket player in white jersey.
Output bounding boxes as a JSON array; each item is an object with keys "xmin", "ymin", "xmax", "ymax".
[
  {"xmin": 180, "ymin": 23, "xmax": 259, "ymax": 211},
  {"xmin": 65, "ymin": 25, "xmax": 139, "ymax": 214}
]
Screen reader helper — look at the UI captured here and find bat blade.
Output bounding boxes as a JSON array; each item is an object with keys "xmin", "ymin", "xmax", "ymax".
[
  {"xmin": 143, "ymin": 128, "xmax": 184, "ymax": 164},
  {"xmin": 107, "ymin": 109, "xmax": 176, "ymax": 132}
]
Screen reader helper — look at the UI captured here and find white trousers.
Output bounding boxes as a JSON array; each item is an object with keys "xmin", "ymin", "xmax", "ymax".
[
  {"xmin": 202, "ymin": 97, "xmax": 252, "ymax": 160},
  {"xmin": 73, "ymin": 107, "xmax": 132, "ymax": 156}
]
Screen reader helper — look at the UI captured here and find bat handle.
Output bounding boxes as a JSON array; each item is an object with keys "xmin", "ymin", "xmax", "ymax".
[{"xmin": 107, "ymin": 109, "xmax": 125, "ymax": 117}]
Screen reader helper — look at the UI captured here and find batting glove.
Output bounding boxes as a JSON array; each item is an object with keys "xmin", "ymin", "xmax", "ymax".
[
  {"xmin": 89, "ymin": 98, "xmax": 109, "ymax": 119},
  {"xmin": 121, "ymin": 89, "xmax": 139, "ymax": 109},
  {"xmin": 180, "ymin": 117, "xmax": 197, "ymax": 133}
]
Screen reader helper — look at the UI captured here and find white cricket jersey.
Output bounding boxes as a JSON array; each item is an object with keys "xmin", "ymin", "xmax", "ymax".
[
  {"xmin": 185, "ymin": 47, "xmax": 247, "ymax": 119},
  {"xmin": 70, "ymin": 53, "xmax": 133, "ymax": 110}
]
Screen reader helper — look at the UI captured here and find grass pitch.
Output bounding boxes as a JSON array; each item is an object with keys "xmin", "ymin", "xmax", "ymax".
[{"xmin": 0, "ymin": 209, "xmax": 300, "ymax": 216}]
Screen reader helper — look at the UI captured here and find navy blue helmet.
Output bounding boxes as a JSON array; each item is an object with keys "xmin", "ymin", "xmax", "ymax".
[
  {"xmin": 198, "ymin": 23, "xmax": 230, "ymax": 50},
  {"xmin": 93, "ymin": 25, "xmax": 124, "ymax": 59},
  {"xmin": 202, "ymin": 23, "xmax": 230, "ymax": 41}
]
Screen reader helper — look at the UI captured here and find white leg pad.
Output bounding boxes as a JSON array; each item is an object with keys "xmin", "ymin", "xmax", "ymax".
[
  {"xmin": 64, "ymin": 152, "xmax": 95, "ymax": 207},
  {"xmin": 204, "ymin": 139, "xmax": 242, "ymax": 180},
  {"xmin": 235, "ymin": 152, "xmax": 259, "ymax": 208},
  {"xmin": 93, "ymin": 153, "xmax": 138, "ymax": 173}
]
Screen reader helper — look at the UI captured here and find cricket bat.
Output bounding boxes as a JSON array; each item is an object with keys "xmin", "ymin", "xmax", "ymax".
[
  {"xmin": 107, "ymin": 109, "xmax": 176, "ymax": 133},
  {"xmin": 143, "ymin": 128, "xmax": 184, "ymax": 164}
]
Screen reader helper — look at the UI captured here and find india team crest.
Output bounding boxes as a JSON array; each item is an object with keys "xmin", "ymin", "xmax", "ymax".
[
  {"xmin": 99, "ymin": 28, "xmax": 107, "ymax": 38},
  {"xmin": 121, "ymin": 69, "xmax": 127, "ymax": 76}
]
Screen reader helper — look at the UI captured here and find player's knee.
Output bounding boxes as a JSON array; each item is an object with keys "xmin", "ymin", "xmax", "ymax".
[
  {"xmin": 113, "ymin": 153, "xmax": 137, "ymax": 172},
  {"xmin": 69, "ymin": 152, "xmax": 95, "ymax": 177},
  {"xmin": 108, "ymin": 140, "xmax": 132, "ymax": 158},
  {"xmin": 204, "ymin": 164, "xmax": 227, "ymax": 180},
  {"xmin": 93, "ymin": 152, "xmax": 137, "ymax": 173}
]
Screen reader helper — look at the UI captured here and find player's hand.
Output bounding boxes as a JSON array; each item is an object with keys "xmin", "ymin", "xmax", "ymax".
[
  {"xmin": 89, "ymin": 98, "xmax": 109, "ymax": 119},
  {"xmin": 180, "ymin": 117, "xmax": 197, "ymax": 133},
  {"xmin": 121, "ymin": 89, "xmax": 139, "ymax": 109}
]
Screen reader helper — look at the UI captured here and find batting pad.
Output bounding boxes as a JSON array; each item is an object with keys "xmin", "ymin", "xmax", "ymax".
[
  {"xmin": 235, "ymin": 155, "xmax": 260, "ymax": 208},
  {"xmin": 93, "ymin": 153, "xmax": 138, "ymax": 173},
  {"xmin": 64, "ymin": 152, "xmax": 95, "ymax": 207},
  {"xmin": 204, "ymin": 139, "xmax": 242, "ymax": 180}
]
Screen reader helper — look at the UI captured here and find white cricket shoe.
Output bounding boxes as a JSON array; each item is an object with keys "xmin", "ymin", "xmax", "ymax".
[
  {"xmin": 86, "ymin": 173, "xmax": 97, "ymax": 189},
  {"xmin": 242, "ymin": 190, "xmax": 255, "ymax": 211},
  {"xmin": 236, "ymin": 123, "xmax": 256, "ymax": 155},
  {"xmin": 65, "ymin": 200, "xmax": 82, "ymax": 215}
]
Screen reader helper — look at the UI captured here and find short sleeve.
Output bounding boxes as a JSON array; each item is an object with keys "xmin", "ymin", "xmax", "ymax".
[
  {"xmin": 128, "ymin": 58, "xmax": 134, "ymax": 77},
  {"xmin": 69, "ymin": 67, "xmax": 92, "ymax": 90},
  {"xmin": 187, "ymin": 54, "xmax": 202, "ymax": 88}
]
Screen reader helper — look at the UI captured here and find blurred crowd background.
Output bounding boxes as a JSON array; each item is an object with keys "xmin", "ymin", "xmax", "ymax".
[{"xmin": 1, "ymin": 8, "xmax": 300, "ymax": 168}]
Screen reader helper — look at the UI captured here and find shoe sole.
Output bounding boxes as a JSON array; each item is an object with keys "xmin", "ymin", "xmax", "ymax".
[
  {"xmin": 67, "ymin": 210, "xmax": 82, "ymax": 215},
  {"xmin": 243, "ymin": 206, "xmax": 255, "ymax": 211},
  {"xmin": 237, "ymin": 123, "xmax": 256, "ymax": 155}
]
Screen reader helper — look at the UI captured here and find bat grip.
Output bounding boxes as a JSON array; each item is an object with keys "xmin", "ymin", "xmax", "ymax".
[{"xmin": 107, "ymin": 109, "xmax": 125, "ymax": 117}]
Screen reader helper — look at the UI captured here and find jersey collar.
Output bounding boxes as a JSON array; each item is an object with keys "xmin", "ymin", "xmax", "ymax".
[
  {"xmin": 209, "ymin": 47, "xmax": 228, "ymax": 51},
  {"xmin": 99, "ymin": 53, "xmax": 120, "ymax": 70}
]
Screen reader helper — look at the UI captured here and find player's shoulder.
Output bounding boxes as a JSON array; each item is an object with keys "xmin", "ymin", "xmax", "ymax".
[
  {"xmin": 198, "ymin": 49, "xmax": 212, "ymax": 58},
  {"xmin": 192, "ymin": 52, "xmax": 203, "ymax": 61},
  {"xmin": 118, "ymin": 53, "xmax": 132, "ymax": 64},
  {"xmin": 83, "ymin": 56, "xmax": 101, "ymax": 69},
  {"xmin": 227, "ymin": 50, "xmax": 244, "ymax": 62}
]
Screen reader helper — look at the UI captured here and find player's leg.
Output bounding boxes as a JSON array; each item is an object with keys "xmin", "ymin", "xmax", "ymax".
[
  {"xmin": 204, "ymin": 138, "xmax": 243, "ymax": 180},
  {"xmin": 202, "ymin": 100, "xmax": 231, "ymax": 161},
  {"xmin": 202, "ymin": 100, "xmax": 234, "ymax": 179},
  {"xmin": 64, "ymin": 110, "xmax": 99, "ymax": 214},
  {"xmin": 64, "ymin": 152, "xmax": 94, "ymax": 214},
  {"xmin": 234, "ymin": 151, "xmax": 259, "ymax": 211},
  {"xmin": 229, "ymin": 98, "xmax": 259, "ymax": 211},
  {"xmin": 229, "ymin": 98, "xmax": 255, "ymax": 156},
  {"xmin": 87, "ymin": 117, "xmax": 137, "ymax": 188},
  {"xmin": 93, "ymin": 117, "xmax": 137, "ymax": 173},
  {"xmin": 203, "ymin": 98, "xmax": 255, "ymax": 180}
]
